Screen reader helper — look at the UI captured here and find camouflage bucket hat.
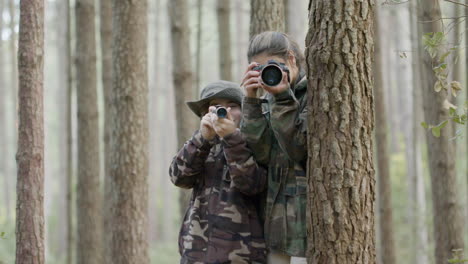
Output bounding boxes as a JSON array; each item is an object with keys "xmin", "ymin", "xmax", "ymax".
[{"xmin": 186, "ymin": 80, "xmax": 243, "ymax": 117}]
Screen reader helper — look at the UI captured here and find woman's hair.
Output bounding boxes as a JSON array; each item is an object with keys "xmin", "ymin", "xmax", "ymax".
[{"xmin": 247, "ymin": 31, "xmax": 305, "ymax": 74}]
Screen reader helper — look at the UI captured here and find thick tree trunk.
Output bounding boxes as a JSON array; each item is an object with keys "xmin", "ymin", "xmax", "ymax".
[
  {"xmin": 249, "ymin": 0, "xmax": 285, "ymax": 37},
  {"xmin": 408, "ymin": 1, "xmax": 429, "ymax": 263},
  {"xmin": 417, "ymin": 1, "xmax": 465, "ymax": 263},
  {"xmin": 374, "ymin": 6, "xmax": 396, "ymax": 264},
  {"xmin": 168, "ymin": 0, "xmax": 197, "ymax": 218},
  {"xmin": 75, "ymin": 0, "xmax": 102, "ymax": 263},
  {"xmin": 99, "ymin": 0, "xmax": 113, "ymax": 261},
  {"xmin": 15, "ymin": 0, "xmax": 45, "ymax": 262},
  {"xmin": 306, "ymin": 1, "xmax": 376, "ymax": 263},
  {"xmin": 110, "ymin": 0, "xmax": 149, "ymax": 262},
  {"xmin": 217, "ymin": 0, "xmax": 232, "ymax": 81}
]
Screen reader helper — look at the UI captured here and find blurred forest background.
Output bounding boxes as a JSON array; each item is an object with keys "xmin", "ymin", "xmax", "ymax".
[{"xmin": 1, "ymin": 0, "xmax": 467, "ymax": 263}]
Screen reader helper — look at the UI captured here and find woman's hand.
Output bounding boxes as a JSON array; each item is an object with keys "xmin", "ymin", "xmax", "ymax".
[
  {"xmin": 241, "ymin": 62, "xmax": 261, "ymax": 98},
  {"xmin": 210, "ymin": 106, "xmax": 237, "ymax": 138},
  {"xmin": 200, "ymin": 113, "xmax": 216, "ymax": 141}
]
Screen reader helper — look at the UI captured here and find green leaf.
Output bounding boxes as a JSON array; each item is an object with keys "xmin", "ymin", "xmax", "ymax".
[
  {"xmin": 431, "ymin": 120, "xmax": 449, "ymax": 138},
  {"xmin": 439, "ymin": 51, "xmax": 451, "ymax": 62},
  {"xmin": 434, "ymin": 80, "xmax": 443, "ymax": 92},
  {"xmin": 449, "ymin": 107, "xmax": 457, "ymax": 116},
  {"xmin": 421, "ymin": 122, "xmax": 429, "ymax": 129}
]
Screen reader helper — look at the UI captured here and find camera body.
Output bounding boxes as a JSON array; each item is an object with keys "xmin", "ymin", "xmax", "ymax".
[
  {"xmin": 212, "ymin": 106, "xmax": 228, "ymax": 118},
  {"xmin": 253, "ymin": 60, "xmax": 290, "ymax": 87}
]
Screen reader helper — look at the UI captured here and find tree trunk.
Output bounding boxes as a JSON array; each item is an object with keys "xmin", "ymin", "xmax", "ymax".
[
  {"xmin": 374, "ymin": 6, "xmax": 396, "ymax": 264},
  {"xmin": 66, "ymin": 0, "xmax": 74, "ymax": 261},
  {"xmin": 234, "ymin": 0, "xmax": 248, "ymax": 81},
  {"xmin": 306, "ymin": 1, "xmax": 376, "ymax": 263},
  {"xmin": 466, "ymin": 3, "xmax": 468, "ymax": 225},
  {"xmin": 110, "ymin": 0, "xmax": 149, "ymax": 262},
  {"xmin": 217, "ymin": 0, "xmax": 232, "ymax": 81},
  {"xmin": 284, "ymin": 0, "xmax": 307, "ymax": 50},
  {"xmin": 0, "ymin": 0, "xmax": 11, "ymax": 222},
  {"xmin": 417, "ymin": 1, "xmax": 465, "ymax": 263},
  {"xmin": 99, "ymin": 0, "xmax": 113, "ymax": 261},
  {"xmin": 195, "ymin": 0, "xmax": 203, "ymax": 93},
  {"xmin": 249, "ymin": 0, "xmax": 285, "ymax": 37},
  {"xmin": 75, "ymin": 0, "xmax": 102, "ymax": 263},
  {"xmin": 168, "ymin": 0, "xmax": 197, "ymax": 218},
  {"xmin": 15, "ymin": 0, "xmax": 45, "ymax": 261},
  {"xmin": 408, "ymin": 1, "xmax": 429, "ymax": 263}
]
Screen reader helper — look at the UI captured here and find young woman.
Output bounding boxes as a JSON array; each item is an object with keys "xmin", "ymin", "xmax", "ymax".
[
  {"xmin": 169, "ymin": 80, "xmax": 267, "ymax": 264},
  {"xmin": 241, "ymin": 32, "xmax": 308, "ymax": 264}
]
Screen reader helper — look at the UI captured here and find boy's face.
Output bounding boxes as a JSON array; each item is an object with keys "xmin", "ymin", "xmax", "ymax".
[{"xmin": 207, "ymin": 98, "xmax": 241, "ymax": 127}]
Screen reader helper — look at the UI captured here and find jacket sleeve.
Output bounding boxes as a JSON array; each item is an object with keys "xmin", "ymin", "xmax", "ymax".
[
  {"xmin": 222, "ymin": 129, "xmax": 267, "ymax": 196},
  {"xmin": 169, "ymin": 130, "xmax": 213, "ymax": 189},
  {"xmin": 269, "ymin": 88, "xmax": 308, "ymax": 162},
  {"xmin": 240, "ymin": 97, "xmax": 273, "ymax": 166}
]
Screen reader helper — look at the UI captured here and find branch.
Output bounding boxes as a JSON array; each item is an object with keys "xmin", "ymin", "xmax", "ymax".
[{"xmin": 444, "ymin": 0, "xmax": 468, "ymax": 8}]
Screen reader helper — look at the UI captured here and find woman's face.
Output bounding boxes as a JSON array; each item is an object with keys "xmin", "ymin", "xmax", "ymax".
[{"xmin": 251, "ymin": 52, "xmax": 299, "ymax": 85}]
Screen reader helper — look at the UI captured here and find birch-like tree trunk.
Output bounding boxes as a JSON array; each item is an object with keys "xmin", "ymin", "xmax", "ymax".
[{"xmin": 217, "ymin": 0, "xmax": 232, "ymax": 81}]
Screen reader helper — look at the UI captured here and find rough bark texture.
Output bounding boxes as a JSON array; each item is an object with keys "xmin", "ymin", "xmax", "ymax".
[
  {"xmin": 250, "ymin": 0, "xmax": 285, "ymax": 37},
  {"xmin": 75, "ymin": 0, "xmax": 102, "ymax": 263},
  {"xmin": 168, "ymin": 0, "xmax": 197, "ymax": 217},
  {"xmin": 16, "ymin": 0, "xmax": 45, "ymax": 262},
  {"xmin": 100, "ymin": 0, "xmax": 113, "ymax": 261},
  {"xmin": 408, "ymin": 1, "xmax": 429, "ymax": 263},
  {"xmin": 373, "ymin": 6, "xmax": 396, "ymax": 264},
  {"xmin": 417, "ymin": 1, "xmax": 465, "ymax": 263},
  {"xmin": 217, "ymin": 0, "xmax": 232, "ymax": 81},
  {"xmin": 306, "ymin": 1, "xmax": 376, "ymax": 263},
  {"xmin": 110, "ymin": 0, "xmax": 149, "ymax": 262}
]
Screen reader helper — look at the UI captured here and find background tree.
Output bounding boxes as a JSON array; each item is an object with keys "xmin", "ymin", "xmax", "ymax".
[
  {"xmin": 417, "ymin": 1, "xmax": 465, "ymax": 263},
  {"xmin": 305, "ymin": 0, "xmax": 376, "ymax": 263},
  {"xmin": 250, "ymin": 0, "xmax": 285, "ymax": 37},
  {"xmin": 374, "ymin": 5, "xmax": 396, "ymax": 264},
  {"xmin": 15, "ymin": 0, "xmax": 45, "ymax": 261},
  {"xmin": 217, "ymin": 0, "xmax": 232, "ymax": 81},
  {"xmin": 168, "ymin": 0, "xmax": 197, "ymax": 217},
  {"xmin": 75, "ymin": 0, "xmax": 102, "ymax": 262},
  {"xmin": 109, "ymin": 0, "xmax": 149, "ymax": 262}
]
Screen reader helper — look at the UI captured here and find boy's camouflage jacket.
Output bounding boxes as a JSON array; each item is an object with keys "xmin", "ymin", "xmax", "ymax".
[
  {"xmin": 241, "ymin": 78, "xmax": 308, "ymax": 257},
  {"xmin": 169, "ymin": 129, "xmax": 268, "ymax": 264}
]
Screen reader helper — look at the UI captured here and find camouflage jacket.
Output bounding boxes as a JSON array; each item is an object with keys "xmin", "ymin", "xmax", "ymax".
[
  {"xmin": 240, "ymin": 78, "xmax": 308, "ymax": 257},
  {"xmin": 169, "ymin": 129, "xmax": 268, "ymax": 264}
]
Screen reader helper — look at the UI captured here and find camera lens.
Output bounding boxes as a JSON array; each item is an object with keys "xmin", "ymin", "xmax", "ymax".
[
  {"xmin": 216, "ymin": 107, "xmax": 228, "ymax": 118},
  {"xmin": 261, "ymin": 65, "xmax": 283, "ymax": 86}
]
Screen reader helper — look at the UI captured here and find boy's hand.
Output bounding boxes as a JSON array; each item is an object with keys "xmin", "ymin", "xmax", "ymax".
[
  {"xmin": 210, "ymin": 106, "xmax": 237, "ymax": 138},
  {"xmin": 200, "ymin": 113, "xmax": 216, "ymax": 141}
]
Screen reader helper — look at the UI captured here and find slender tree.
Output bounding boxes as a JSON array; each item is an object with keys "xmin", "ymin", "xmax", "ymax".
[
  {"xmin": 75, "ymin": 0, "xmax": 102, "ymax": 262},
  {"xmin": 417, "ymin": 1, "xmax": 465, "ymax": 263},
  {"xmin": 306, "ymin": 1, "xmax": 376, "ymax": 263},
  {"xmin": 250, "ymin": 0, "xmax": 285, "ymax": 37},
  {"xmin": 195, "ymin": 0, "xmax": 203, "ymax": 92},
  {"xmin": 374, "ymin": 5, "xmax": 396, "ymax": 264},
  {"xmin": 408, "ymin": 1, "xmax": 429, "ymax": 263},
  {"xmin": 168, "ymin": 0, "xmax": 197, "ymax": 217},
  {"xmin": 217, "ymin": 0, "xmax": 232, "ymax": 81},
  {"xmin": 110, "ymin": 0, "xmax": 149, "ymax": 262},
  {"xmin": 15, "ymin": 0, "xmax": 45, "ymax": 262},
  {"xmin": 99, "ymin": 0, "xmax": 113, "ymax": 261}
]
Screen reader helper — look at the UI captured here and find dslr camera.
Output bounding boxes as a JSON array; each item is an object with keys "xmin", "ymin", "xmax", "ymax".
[
  {"xmin": 253, "ymin": 60, "xmax": 290, "ymax": 87},
  {"xmin": 212, "ymin": 105, "xmax": 228, "ymax": 118}
]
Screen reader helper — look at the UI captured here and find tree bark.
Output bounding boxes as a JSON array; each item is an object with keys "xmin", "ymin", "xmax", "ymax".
[
  {"xmin": 417, "ymin": 1, "xmax": 465, "ymax": 263},
  {"xmin": 217, "ymin": 0, "xmax": 232, "ymax": 81},
  {"xmin": 249, "ymin": 0, "xmax": 285, "ymax": 37},
  {"xmin": 306, "ymin": 1, "xmax": 376, "ymax": 263},
  {"xmin": 110, "ymin": 0, "xmax": 149, "ymax": 262},
  {"xmin": 195, "ymin": 0, "xmax": 203, "ymax": 93},
  {"xmin": 99, "ymin": 0, "xmax": 113, "ymax": 261},
  {"xmin": 168, "ymin": 0, "xmax": 197, "ymax": 218},
  {"xmin": 15, "ymin": 0, "xmax": 45, "ymax": 262},
  {"xmin": 75, "ymin": 0, "xmax": 102, "ymax": 263},
  {"xmin": 374, "ymin": 6, "xmax": 396, "ymax": 264}
]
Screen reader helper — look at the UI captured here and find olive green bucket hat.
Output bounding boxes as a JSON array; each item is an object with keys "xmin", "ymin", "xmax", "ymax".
[{"xmin": 186, "ymin": 80, "xmax": 243, "ymax": 117}]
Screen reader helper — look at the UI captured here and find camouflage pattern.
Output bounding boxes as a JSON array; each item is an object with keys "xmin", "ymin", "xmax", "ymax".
[
  {"xmin": 169, "ymin": 129, "xmax": 268, "ymax": 263},
  {"xmin": 241, "ymin": 77, "xmax": 308, "ymax": 257}
]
